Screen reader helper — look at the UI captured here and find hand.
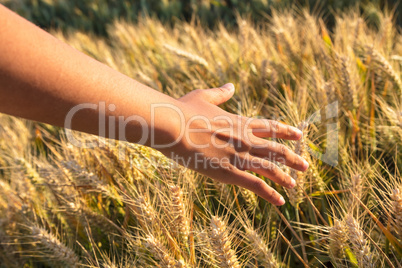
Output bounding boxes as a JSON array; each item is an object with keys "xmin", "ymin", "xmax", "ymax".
[
  {"xmin": 0, "ymin": 4, "xmax": 306, "ymax": 206},
  {"xmin": 157, "ymin": 83, "xmax": 309, "ymax": 206}
]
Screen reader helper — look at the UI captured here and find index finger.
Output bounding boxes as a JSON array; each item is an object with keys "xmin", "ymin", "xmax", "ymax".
[
  {"xmin": 249, "ymin": 119, "xmax": 302, "ymax": 140},
  {"xmin": 224, "ymin": 166, "xmax": 285, "ymax": 206}
]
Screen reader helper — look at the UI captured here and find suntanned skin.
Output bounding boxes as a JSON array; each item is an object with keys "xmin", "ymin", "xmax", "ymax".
[{"xmin": 0, "ymin": 4, "xmax": 308, "ymax": 206}]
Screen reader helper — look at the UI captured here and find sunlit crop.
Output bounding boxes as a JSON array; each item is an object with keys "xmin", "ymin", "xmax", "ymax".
[{"xmin": 0, "ymin": 5, "xmax": 401, "ymax": 268}]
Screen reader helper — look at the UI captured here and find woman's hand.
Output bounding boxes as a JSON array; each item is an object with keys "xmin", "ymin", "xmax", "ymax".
[
  {"xmin": 0, "ymin": 5, "xmax": 307, "ymax": 205},
  {"xmin": 157, "ymin": 83, "xmax": 309, "ymax": 206}
]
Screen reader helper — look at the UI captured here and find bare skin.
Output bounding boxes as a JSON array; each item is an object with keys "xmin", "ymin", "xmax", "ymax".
[{"xmin": 0, "ymin": 5, "xmax": 308, "ymax": 206}]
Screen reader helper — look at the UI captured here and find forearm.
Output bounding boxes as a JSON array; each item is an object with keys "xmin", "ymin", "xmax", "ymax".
[
  {"xmin": 0, "ymin": 4, "xmax": 178, "ymax": 146},
  {"xmin": 0, "ymin": 5, "xmax": 308, "ymax": 206}
]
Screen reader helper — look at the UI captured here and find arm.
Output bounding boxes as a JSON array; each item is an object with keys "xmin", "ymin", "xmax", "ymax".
[
  {"xmin": 0, "ymin": 4, "xmax": 178, "ymax": 146},
  {"xmin": 0, "ymin": 5, "xmax": 308, "ymax": 206}
]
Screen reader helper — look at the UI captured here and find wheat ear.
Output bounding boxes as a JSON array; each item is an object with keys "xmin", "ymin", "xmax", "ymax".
[
  {"xmin": 368, "ymin": 46, "xmax": 402, "ymax": 93},
  {"xmin": 391, "ymin": 188, "xmax": 402, "ymax": 236},
  {"xmin": 145, "ymin": 234, "xmax": 187, "ymax": 267},
  {"xmin": 240, "ymin": 188, "xmax": 258, "ymax": 211},
  {"xmin": 170, "ymin": 185, "xmax": 190, "ymax": 243},
  {"xmin": 132, "ymin": 196, "xmax": 155, "ymax": 228},
  {"xmin": 288, "ymin": 122, "xmax": 308, "ymax": 206},
  {"xmin": 244, "ymin": 226, "xmax": 278, "ymax": 268},
  {"xmin": 208, "ymin": 216, "xmax": 240, "ymax": 268},
  {"xmin": 30, "ymin": 226, "xmax": 79, "ymax": 267},
  {"xmin": 345, "ymin": 214, "xmax": 374, "ymax": 268},
  {"xmin": 163, "ymin": 44, "xmax": 209, "ymax": 68},
  {"xmin": 337, "ymin": 55, "xmax": 358, "ymax": 111},
  {"xmin": 328, "ymin": 219, "xmax": 347, "ymax": 260}
]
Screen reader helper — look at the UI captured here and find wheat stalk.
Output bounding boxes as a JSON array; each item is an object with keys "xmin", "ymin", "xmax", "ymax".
[
  {"xmin": 240, "ymin": 188, "xmax": 258, "ymax": 211},
  {"xmin": 170, "ymin": 185, "xmax": 190, "ymax": 243},
  {"xmin": 30, "ymin": 226, "xmax": 79, "ymax": 267},
  {"xmin": 345, "ymin": 214, "xmax": 374, "ymax": 268},
  {"xmin": 132, "ymin": 196, "xmax": 155, "ymax": 228},
  {"xmin": 244, "ymin": 226, "xmax": 278, "ymax": 268},
  {"xmin": 145, "ymin": 234, "xmax": 187, "ymax": 267},
  {"xmin": 325, "ymin": 81, "xmax": 338, "ymax": 106},
  {"xmin": 351, "ymin": 174, "xmax": 363, "ymax": 200},
  {"xmin": 213, "ymin": 180, "xmax": 232, "ymax": 201},
  {"xmin": 311, "ymin": 67, "xmax": 327, "ymax": 106},
  {"xmin": 379, "ymin": 16, "xmax": 394, "ymax": 53},
  {"xmin": 163, "ymin": 44, "xmax": 209, "ymax": 68},
  {"xmin": 208, "ymin": 216, "xmax": 240, "ymax": 268},
  {"xmin": 367, "ymin": 46, "xmax": 402, "ymax": 93},
  {"xmin": 288, "ymin": 122, "xmax": 308, "ymax": 206},
  {"xmin": 391, "ymin": 188, "xmax": 402, "ymax": 237},
  {"xmin": 336, "ymin": 54, "xmax": 358, "ymax": 111},
  {"xmin": 328, "ymin": 219, "xmax": 347, "ymax": 260}
]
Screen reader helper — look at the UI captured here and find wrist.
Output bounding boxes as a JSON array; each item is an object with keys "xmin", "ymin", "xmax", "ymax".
[{"xmin": 144, "ymin": 98, "xmax": 188, "ymax": 151}]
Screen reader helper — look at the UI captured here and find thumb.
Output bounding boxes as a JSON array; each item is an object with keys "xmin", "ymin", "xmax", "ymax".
[{"xmin": 196, "ymin": 83, "xmax": 235, "ymax": 105}]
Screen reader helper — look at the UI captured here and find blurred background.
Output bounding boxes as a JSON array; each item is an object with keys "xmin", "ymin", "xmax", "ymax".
[{"xmin": 1, "ymin": 0, "xmax": 401, "ymax": 36}]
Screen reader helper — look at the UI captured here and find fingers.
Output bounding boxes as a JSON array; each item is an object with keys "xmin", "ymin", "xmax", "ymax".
[
  {"xmin": 250, "ymin": 140, "xmax": 309, "ymax": 171},
  {"xmin": 249, "ymin": 119, "xmax": 302, "ymax": 140},
  {"xmin": 237, "ymin": 153, "xmax": 296, "ymax": 189},
  {"xmin": 229, "ymin": 167, "xmax": 285, "ymax": 206}
]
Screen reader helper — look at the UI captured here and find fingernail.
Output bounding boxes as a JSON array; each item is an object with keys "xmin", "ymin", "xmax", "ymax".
[
  {"xmin": 303, "ymin": 159, "xmax": 309, "ymax": 170},
  {"xmin": 289, "ymin": 178, "xmax": 296, "ymax": 188},
  {"xmin": 222, "ymin": 83, "xmax": 235, "ymax": 92},
  {"xmin": 278, "ymin": 196, "xmax": 285, "ymax": 206},
  {"xmin": 291, "ymin": 127, "xmax": 302, "ymax": 138}
]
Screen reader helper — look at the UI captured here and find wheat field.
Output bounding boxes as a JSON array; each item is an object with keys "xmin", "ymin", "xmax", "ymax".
[{"xmin": 0, "ymin": 6, "xmax": 401, "ymax": 268}]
